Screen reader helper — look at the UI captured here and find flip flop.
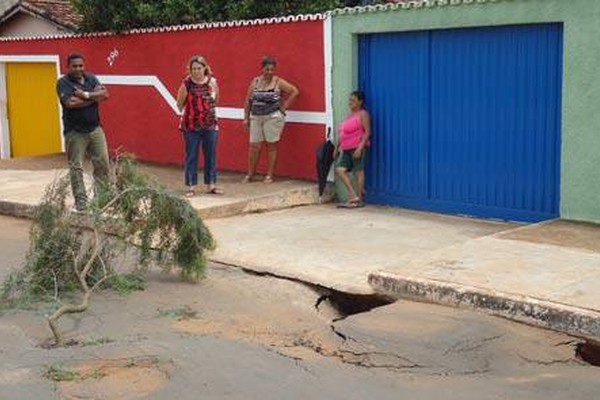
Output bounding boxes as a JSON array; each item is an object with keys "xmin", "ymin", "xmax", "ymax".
[
  {"xmin": 352, "ymin": 201, "xmax": 365, "ymax": 208},
  {"xmin": 336, "ymin": 201, "xmax": 363, "ymax": 209},
  {"xmin": 184, "ymin": 189, "xmax": 196, "ymax": 198},
  {"xmin": 263, "ymin": 175, "xmax": 274, "ymax": 184},
  {"xmin": 242, "ymin": 175, "xmax": 254, "ymax": 183},
  {"xmin": 206, "ymin": 187, "xmax": 224, "ymax": 195}
]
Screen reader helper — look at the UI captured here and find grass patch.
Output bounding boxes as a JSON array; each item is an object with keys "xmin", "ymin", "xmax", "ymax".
[
  {"xmin": 105, "ymin": 273, "xmax": 145, "ymax": 295},
  {"xmin": 44, "ymin": 363, "xmax": 80, "ymax": 382},
  {"xmin": 87, "ymin": 368, "xmax": 108, "ymax": 380},
  {"xmin": 80, "ymin": 336, "xmax": 115, "ymax": 347},
  {"xmin": 157, "ymin": 306, "xmax": 197, "ymax": 320}
]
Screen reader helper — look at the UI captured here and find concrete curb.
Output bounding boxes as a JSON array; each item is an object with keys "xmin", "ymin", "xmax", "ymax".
[
  {"xmin": 0, "ymin": 200, "xmax": 35, "ymax": 219},
  {"xmin": 0, "ymin": 185, "xmax": 334, "ymax": 221},
  {"xmin": 369, "ymin": 272, "xmax": 600, "ymax": 341},
  {"xmin": 197, "ymin": 185, "xmax": 334, "ymax": 219}
]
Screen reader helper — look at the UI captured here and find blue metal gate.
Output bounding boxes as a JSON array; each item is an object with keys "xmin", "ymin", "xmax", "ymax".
[{"xmin": 358, "ymin": 24, "xmax": 563, "ymax": 222}]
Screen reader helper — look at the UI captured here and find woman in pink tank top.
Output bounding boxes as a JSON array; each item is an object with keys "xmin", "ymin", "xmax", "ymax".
[{"xmin": 335, "ymin": 91, "xmax": 372, "ymax": 208}]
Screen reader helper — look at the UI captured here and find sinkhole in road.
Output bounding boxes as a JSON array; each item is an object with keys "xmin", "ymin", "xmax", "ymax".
[
  {"xmin": 238, "ymin": 266, "xmax": 395, "ymax": 319},
  {"xmin": 315, "ymin": 290, "xmax": 395, "ymax": 319},
  {"xmin": 231, "ymin": 264, "xmax": 600, "ymax": 367},
  {"xmin": 576, "ymin": 341, "xmax": 600, "ymax": 367}
]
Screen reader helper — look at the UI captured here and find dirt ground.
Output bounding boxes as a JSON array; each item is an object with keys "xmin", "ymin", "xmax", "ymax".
[{"xmin": 1, "ymin": 215, "xmax": 599, "ymax": 400}]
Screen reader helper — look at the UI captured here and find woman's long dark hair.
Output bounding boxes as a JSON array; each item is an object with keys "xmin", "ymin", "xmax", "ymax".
[
  {"xmin": 351, "ymin": 90, "xmax": 365, "ymax": 108},
  {"xmin": 351, "ymin": 90, "xmax": 365, "ymax": 103}
]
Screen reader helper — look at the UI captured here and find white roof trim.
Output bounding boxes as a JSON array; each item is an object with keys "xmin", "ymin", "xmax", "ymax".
[{"xmin": 0, "ymin": 0, "xmax": 503, "ymax": 43}]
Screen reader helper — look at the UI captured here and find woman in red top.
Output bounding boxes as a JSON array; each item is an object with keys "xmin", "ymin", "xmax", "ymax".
[
  {"xmin": 176, "ymin": 56, "xmax": 223, "ymax": 197},
  {"xmin": 335, "ymin": 91, "xmax": 371, "ymax": 208}
]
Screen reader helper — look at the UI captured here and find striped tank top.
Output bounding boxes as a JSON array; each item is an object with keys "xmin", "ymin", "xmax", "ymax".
[{"xmin": 250, "ymin": 77, "xmax": 281, "ymax": 116}]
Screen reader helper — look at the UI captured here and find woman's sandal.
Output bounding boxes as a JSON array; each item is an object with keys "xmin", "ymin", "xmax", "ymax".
[
  {"xmin": 242, "ymin": 175, "xmax": 254, "ymax": 184},
  {"xmin": 206, "ymin": 187, "xmax": 225, "ymax": 195},
  {"xmin": 336, "ymin": 198, "xmax": 364, "ymax": 209},
  {"xmin": 184, "ymin": 189, "xmax": 196, "ymax": 198},
  {"xmin": 263, "ymin": 175, "xmax": 274, "ymax": 184}
]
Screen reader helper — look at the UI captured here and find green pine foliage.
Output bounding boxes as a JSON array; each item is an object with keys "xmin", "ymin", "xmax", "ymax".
[
  {"xmin": 1, "ymin": 154, "xmax": 215, "ymax": 308},
  {"xmin": 108, "ymin": 155, "xmax": 215, "ymax": 279}
]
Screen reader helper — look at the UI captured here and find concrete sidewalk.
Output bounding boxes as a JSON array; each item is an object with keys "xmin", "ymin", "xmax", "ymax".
[
  {"xmin": 207, "ymin": 206, "xmax": 512, "ymax": 294},
  {"xmin": 369, "ymin": 220, "xmax": 600, "ymax": 340},
  {"xmin": 207, "ymin": 206, "xmax": 600, "ymax": 340},
  {"xmin": 0, "ymin": 154, "xmax": 326, "ymax": 219},
  {"xmin": 3, "ymin": 155, "xmax": 600, "ymax": 340}
]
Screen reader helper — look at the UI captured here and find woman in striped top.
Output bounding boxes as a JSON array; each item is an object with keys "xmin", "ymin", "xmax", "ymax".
[{"xmin": 243, "ymin": 56, "xmax": 299, "ymax": 184}]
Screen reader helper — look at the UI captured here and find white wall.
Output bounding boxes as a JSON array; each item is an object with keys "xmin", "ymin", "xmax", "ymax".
[
  {"xmin": 0, "ymin": 63, "xmax": 10, "ymax": 158},
  {"xmin": 0, "ymin": 12, "xmax": 66, "ymax": 37}
]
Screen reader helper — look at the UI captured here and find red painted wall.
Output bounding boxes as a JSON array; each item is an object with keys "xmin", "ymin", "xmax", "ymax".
[{"xmin": 0, "ymin": 20, "xmax": 326, "ymax": 180}]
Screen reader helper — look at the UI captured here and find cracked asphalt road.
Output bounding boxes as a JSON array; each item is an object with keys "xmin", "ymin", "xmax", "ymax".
[{"xmin": 0, "ymin": 215, "xmax": 599, "ymax": 400}]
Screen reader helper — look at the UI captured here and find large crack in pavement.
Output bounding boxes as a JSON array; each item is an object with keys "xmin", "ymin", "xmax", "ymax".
[
  {"xmin": 3, "ymin": 216, "xmax": 600, "ymax": 400},
  {"xmin": 518, "ymin": 354, "xmax": 585, "ymax": 367},
  {"xmin": 335, "ymin": 349, "xmax": 424, "ymax": 370},
  {"xmin": 443, "ymin": 334, "xmax": 504, "ymax": 355},
  {"xmin": 164, "ymin": 266, "xmax": 594, "ymax": 376},
  {"xmin": 2, "ymin": 258, "xmax": 596, "ymax": 399}
]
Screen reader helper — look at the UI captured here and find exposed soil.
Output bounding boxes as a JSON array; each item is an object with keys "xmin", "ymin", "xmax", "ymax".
[{"xmin": 55, "ymin": 356, "xmax": 171, "ymax": 400}]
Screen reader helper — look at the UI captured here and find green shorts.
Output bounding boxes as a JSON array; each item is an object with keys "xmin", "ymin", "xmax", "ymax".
[{"xmin": 338, "ymin": 148, "xmax": 366, "ymax": 172}]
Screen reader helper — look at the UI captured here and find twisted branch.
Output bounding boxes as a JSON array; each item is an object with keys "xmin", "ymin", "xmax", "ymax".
[{"xmin": 47, "ymin": 228, "xmax": 110, "ymax": 347}]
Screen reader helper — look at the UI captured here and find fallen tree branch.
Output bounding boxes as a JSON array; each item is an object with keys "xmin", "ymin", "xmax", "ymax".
[{"xmin": 47, "ymin": 229, "xmax": 107, "ymax": 347}]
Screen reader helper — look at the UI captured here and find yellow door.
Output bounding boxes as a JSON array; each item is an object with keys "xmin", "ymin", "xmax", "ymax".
[{"xmin": 6, "ymin": 62, "xmax": 62, "ymax": 157}]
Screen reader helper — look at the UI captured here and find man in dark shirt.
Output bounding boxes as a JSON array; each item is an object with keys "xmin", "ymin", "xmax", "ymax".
[{"xmin": 56, "ymin": 53, "xmax": 110, "ymax": 211}]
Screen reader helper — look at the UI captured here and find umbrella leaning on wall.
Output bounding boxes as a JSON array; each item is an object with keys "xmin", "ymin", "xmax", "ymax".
[{"xmin": 316, "ymin": 127, "xmax": 335, "ymax": 201}]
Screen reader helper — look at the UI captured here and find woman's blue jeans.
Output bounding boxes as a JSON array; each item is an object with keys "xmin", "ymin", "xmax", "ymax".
[{"xmin": 183, "ymin": 129, "xmax": 218, "ymax": 186}]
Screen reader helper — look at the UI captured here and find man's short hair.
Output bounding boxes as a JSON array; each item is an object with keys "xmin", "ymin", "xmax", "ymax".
[{"xmin": 67, "ymin": 53, "xmax": 84, "ymax": 65}]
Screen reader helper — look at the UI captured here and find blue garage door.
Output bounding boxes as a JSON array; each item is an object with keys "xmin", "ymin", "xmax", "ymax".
[{"xmin": 359, "ymin": 24, "xmax": 563, "ymax": 222}]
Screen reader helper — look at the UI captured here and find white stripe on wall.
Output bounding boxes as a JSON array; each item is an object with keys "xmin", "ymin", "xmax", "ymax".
[
  {"xmin": 0, "ymin": 55, "xmax": 60, "ymax": 63},
  {"xmin": 98, "ymin": 75, "xmax": 180, "ymax": 113},
  {"xmin": 97, "ymin": 74, "xmax": 327, "ymax": 124},
  {"xmin": 323, "ymin": 15, "xmax": 335, "ymax": 182},
  {"xmin": 323, "ymin": 15, "xmax": 334, "ymax": 133},
  {"xmin": 0, "ymin": 63, "xmax": 9, "ymax": 159}
]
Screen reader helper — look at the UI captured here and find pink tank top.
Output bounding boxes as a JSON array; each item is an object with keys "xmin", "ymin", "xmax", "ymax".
[{"xmin": 339, "ymin": 112, "xmax": 367, "ymax": 151}]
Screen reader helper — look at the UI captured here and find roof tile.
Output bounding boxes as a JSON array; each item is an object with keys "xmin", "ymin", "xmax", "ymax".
[{"xmin": 12, "ymin": 0, "xmax": 82, "ymax": 29}]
